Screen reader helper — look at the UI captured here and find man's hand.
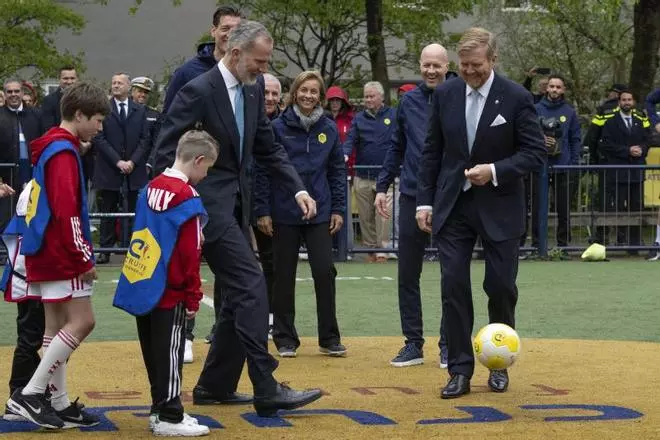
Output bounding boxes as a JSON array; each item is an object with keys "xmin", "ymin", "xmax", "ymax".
[
  {"xmin": 0, "ymin": 183, "xmax": 15, "ymax": 198},
  {"xmin": 329, "ymin": 214, "xmax": 343, "ymax": 235},
  {"xmin": 630, "ymin": 146, "xmax": 643, "ymax": 157},
  {"xmin": 80, "ymin": 267, "xmax": 98, "ymax": 282},
  {"xmin": 257, "ymin": 216, "xmax": 273, "ymax": 236},
  {"xmin": 186, "ymin": 309, "xmax": 197, "ymax": 319},
  {"xmin": 295, "ymin": 192, "xmax": 317, "ymax": 220},
  {"xmin": 544, "ymin": 135, "xmax": 556, "ymax": 149},
  {"xmin": 126, "ymin": 160, "xmax": 135, "ymax": 173},
  {"xmin": 374, "ymin": 192, "xmax": 390, "ymax": 219},
  {"xmin": 416, "ymin": 208, "xmax": 432, "ymax": 234},
  {"xmin": 116, "ymin": 160, "xmax": 131, "ymax": 174},
  {"xmin": 465, "ymin": 164, "xmax": 493, "ymax": 186}
]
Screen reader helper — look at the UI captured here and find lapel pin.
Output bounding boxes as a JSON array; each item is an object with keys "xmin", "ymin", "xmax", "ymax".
[{"xmin": 495, "ymin": 99, "xmax": 500, "ymax": 104}]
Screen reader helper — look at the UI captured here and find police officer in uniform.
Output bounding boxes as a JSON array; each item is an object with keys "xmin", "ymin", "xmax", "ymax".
[{"xmin": 130, "ymin": 77, "xmax": 160, "ymax": 175}]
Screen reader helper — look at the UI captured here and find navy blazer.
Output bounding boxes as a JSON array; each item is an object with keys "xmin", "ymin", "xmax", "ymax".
[
  {"xmin": 417, "ymin": 74, "xmax": 546, "ymax": 241},
  {"xmin": 254, "ymin": 107, "xmax": 346, "ymax": 225},
  {"xmin": 153, "ymin": 67, "xmax": 305, "ymax": 242},
  {"xmin": 92, "ymin": 99, "xmax": 150, "ymax": 191}
]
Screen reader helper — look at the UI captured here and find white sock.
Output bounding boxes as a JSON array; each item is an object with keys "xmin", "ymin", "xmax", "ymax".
[
  {"xmin": 22, "ymin": 330, "xmax": 79, "ymax": 396},
  {"xmin": 41, "ymin": 334, "xmax": 71, "ymax": 411},
  {"xmin": 655, "ymin": 225, "xmax": 660, "ymax": 244},
  {"xmin": 269, "ymin": 313, "xmax": 273, "ymax": 326}
]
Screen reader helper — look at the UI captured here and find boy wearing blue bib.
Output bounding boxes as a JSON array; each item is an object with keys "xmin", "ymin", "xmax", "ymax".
[{"xmin": 113, "ymin": 130, "xmax": 217, "ymax": 437}]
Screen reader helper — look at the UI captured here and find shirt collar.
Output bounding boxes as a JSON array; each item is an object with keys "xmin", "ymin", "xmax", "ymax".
[
  {"xmin": 218, "ymin": 59, "xmax": 240, "ymax": 89},
  {"xmin": 163, "ymin": 167, "xmax": 189, "ymax": 183},
  {"xmin": 465, "ymin": 69, "xmax": 495, "ymax": 98},
  {"xmin": 620, "ymin": 111, "xmax": 632, "ymax": 119},
  {"xmin": 8, "ymin": 104, "xmax": 24, "ymax": 113},
  {"xmin": 114, "ymin": 97, "xmax": 129, "ymax": 108}
]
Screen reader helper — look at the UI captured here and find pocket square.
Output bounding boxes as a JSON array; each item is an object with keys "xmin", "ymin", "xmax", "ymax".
[{"xmin": 490, "ymin": 114, "xmax": 507, "ymax": 127}]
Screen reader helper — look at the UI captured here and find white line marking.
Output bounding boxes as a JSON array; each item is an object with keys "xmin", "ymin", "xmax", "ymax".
[{"xmin": 201, "ymin": 295, "xmax": 214, "ymax": 309}]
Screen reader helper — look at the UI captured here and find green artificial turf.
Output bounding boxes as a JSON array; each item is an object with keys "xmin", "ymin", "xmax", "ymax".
[{"xmin": 0, "ymin": 259, "xmax": 656, "ymax": 346}]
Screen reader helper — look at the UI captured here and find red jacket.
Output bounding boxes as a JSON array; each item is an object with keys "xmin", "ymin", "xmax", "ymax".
[
  {"xmin": 26, "ymin": 128, "xmax": 94, "ymax": 282},
  {"xmin": 149, "ymin": 170, "xmax": 203, "ymax": 312}
]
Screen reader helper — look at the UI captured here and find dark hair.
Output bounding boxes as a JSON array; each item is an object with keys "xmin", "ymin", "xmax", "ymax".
[
  {"xmin": 619, "ymin": 89, "xmax": 635, "ymax": 100},
  {"xmin": 547, "ymin": 74, "xmax": 567, "ymax": 87},
  {"xmin": 60, "ymin": 81, "xmax": 111, "ymax": 120},
  {"xmin": 213, "ymin": 5, "xmax": 243, "ymax": 27},
  {"xmin": 59, "ymin": 65, "xmax": 76, "ymax": 74}
]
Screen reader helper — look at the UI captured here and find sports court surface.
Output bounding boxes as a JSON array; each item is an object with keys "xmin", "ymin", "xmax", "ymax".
[{"xmin": 1, "ymin": 260, "xmax": 658, "ymax": 439}]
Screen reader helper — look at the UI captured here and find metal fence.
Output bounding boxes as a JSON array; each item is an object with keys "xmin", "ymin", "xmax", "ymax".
[{"xmin": 3, "ymin": 162, "xmax": 660, "ymax": 261}]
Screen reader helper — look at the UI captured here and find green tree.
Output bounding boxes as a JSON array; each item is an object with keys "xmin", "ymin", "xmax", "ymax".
[
  {"xmin": 478, "ymin": 0, "xmax": 635, "ymax": 113},
  {"xmin": 0, "ymin": 0, "xmax": 86, "ymax": 80}
]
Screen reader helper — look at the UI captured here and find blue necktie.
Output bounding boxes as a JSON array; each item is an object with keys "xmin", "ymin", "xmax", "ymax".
[
  {"xmin": 119, "ymin": 102, "xmax": 126, "ymax": 121},
  {"xmin": 234, "ymin": 84, "xmax": 244, "ymax": 161}
]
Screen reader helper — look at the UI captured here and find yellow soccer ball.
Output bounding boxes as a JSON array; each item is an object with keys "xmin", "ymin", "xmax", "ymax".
[{"xmin": 473, "ymin": 323, "xmax": 521, "ymax": 370}]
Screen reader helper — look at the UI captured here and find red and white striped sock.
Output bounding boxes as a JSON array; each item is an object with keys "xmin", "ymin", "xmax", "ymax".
[
  {"xmin": 22, "ymin": 330, "xmax": 79, "ymax": 397},
  {"xmin": 41, "ymin": 335, "xmax": 53, "ymax": 355}
]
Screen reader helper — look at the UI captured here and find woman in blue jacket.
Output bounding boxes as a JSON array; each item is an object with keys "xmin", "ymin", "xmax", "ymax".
[{"xmin": 254, "ymin": 71, "xmax": 347, "ymax": 358}]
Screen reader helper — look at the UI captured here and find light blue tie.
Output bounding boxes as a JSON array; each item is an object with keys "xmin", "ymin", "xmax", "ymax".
[
  {"xmin": 234, "ymin": 84, "xmax": 244, "ymax": 161},
  {"xmin": 466, "ymin": 90, "xmax": 480, "ymax": 153}
]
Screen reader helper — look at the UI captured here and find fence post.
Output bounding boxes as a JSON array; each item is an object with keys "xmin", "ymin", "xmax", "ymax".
[
  {"xmin": 336, "ymin": 176, "xmax": 350, "ymax": 262},
  {"xmin": 537, "ymin": 164, "xmax": 550, "ymax": 257}
]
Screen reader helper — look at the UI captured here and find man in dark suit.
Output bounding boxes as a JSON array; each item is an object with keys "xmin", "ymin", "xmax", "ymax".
[
  {"xmin": 599, "ymin": 90, "xmax": 652, "ymax": 249},
  {"xmin": 416, "ymin": 27, "xmax": 545, "ymax": 399},
  {"xmin": 39, "ymin": 66, "xmax": 78, "ymax": 130},
  {"xmin": 93, "ymin": 73, "xmax": 150, "ymax": 263},
  {"xmin": 154, "ymin": 20, "xmax": 322, "ymax": 416}
]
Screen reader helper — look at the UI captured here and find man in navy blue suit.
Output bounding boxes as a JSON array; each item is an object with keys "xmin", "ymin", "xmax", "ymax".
[{"xmin": 416, "ymin": 27, "xmax": 545, "ymax": 399}]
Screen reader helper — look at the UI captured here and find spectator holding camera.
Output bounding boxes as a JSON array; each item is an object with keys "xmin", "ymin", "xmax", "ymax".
[
  {"xmin": 526, "ymin": 75, "xmax": 581, "ymax": 254},
  {"xmin": 523, "ymin": 67, "xmax": 550, "ymax": 104}
]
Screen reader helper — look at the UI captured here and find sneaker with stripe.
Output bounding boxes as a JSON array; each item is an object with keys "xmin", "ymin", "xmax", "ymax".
[
  {"xmin": 7, "ymin": 388, "xmax": 64, "ymax": 429},
  {"xmin": 3, "ymin": 403, "xmax": 27, "ymax": 422},
  {"xmin": 56, "ymin": 397, "xmax": 99, "ymax": 429}
]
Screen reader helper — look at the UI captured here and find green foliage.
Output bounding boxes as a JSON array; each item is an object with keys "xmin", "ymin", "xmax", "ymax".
[
  {"xmin": 478, "ymin": 0, "xmax": 635, "ymax": 114},
  {"xmin": 0, "ymin": 0, "xmax": 87, "ymax": 80}
]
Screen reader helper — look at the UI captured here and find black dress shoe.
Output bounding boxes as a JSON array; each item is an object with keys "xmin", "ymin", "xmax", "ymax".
[
  {"xmin": 192, "ymin": 386, "xmax": 253, "ymax": 405},
  {"xmin": 488, "ymin": 369, "xmax": 509, "ymax": 393},
  {"xmin": 96, "ymin": 253, "xmax": 110, "ymax": 264},
  {"xmin": 253, "ymin": 383, "xmax": 323, "ymax": 417},
  {"xmin": 441, "ymin": 374, "xmax": 471, "ymax": 399}
]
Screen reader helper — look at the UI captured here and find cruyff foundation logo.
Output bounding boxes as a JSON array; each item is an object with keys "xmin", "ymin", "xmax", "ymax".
[
  {"xmin": 121, "ymin": 228, "xmax": 161, "ymax": 283},
  {"xmin": 25, "ymin": 180, "xmax": 40, "ymax": 226}
]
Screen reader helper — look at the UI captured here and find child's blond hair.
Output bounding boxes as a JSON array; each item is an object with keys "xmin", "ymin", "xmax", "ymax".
[{"xmin": 175, "ymin": 130, "xmax": 219, "ymax": 162}]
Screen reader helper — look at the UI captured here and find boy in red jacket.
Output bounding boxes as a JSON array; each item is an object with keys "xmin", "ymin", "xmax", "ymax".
[
  {"xmin": 113, "ymin": 130, "xmax": 218, "ymax": 437},
  {"xmin": 7, "ymin": 82, "xmax": 110, "ymax": 429}
]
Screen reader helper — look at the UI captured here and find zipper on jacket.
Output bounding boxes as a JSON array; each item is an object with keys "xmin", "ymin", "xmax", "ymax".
[{"xmin": 307, "ymin": 136, "xmax": 310, "ymax": 153}]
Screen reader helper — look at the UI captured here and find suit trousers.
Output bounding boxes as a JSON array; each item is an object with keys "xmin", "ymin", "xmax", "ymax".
[
  {"xmin": 271, "ymin": 222, "xmax": 340, "ymax": 349},
  {"xmin": 97, "ymin": 189, "xmax": 138, "ymax": 250},
  {"xmin": 398, "ymin": 194, "xmax": 446, "ymax": 351},
  {"xmin": 196, "ymin": 217, "xmax": 278, "ymax": 396},
  {"xmin": 9, "ymin": 300, "xmax": 45, "ymax": 394},
  {"xmin": 435, "ymin": 189, "xmax": 519, "ymax": 377},
  {"xmin": 136, "ymin": 303, "xmax": 186, "ymax": 422}
]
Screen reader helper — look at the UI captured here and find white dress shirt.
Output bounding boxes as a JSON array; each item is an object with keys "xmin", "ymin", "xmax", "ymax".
[
  {"xmin": 114, "ymin": 98, "xmax": 129, "ymax": 114},
  {"xmin": 218, "ymin": 60, "xmax": 241, "ymax": 113},
  {"xmin": 620, "ymin": 111, "xmax": 633, "ymax": 130}
]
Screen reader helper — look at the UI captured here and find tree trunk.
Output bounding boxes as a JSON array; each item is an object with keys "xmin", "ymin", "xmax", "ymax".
[
  {"xmin": 365, "ymin": 0, "xmax": 390, "ymax": 104},
  {"xmin": 629, "ymin": 0, "xmax": 660, "ymax": 102}
]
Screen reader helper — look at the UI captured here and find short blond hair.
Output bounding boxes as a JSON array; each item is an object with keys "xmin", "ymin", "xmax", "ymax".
[
  {"xmin": 458, "ymin": 27, "xmax": 497, "ymax": 60},
  {"xmin": 286, "ymin": 70, "xmax": 326, "ymax": 108},
  {"xmin": 176, "ymin": 130, "xmax": 219, "ymax": 162}
]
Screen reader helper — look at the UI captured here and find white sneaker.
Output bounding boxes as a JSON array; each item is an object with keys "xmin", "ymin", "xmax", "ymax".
[
  {"xmin": 3, "ymin": 404, "xmax": 27, "ymax": 422},
  {"xmin": 184, "ymin": 340, "xmax": 193, "ymax": 364},
  {"xmin": 153, "ymin": 417, "xmax": 210, "ymax": 437},
  {"xmin": 299, "ymin": 252, "xmax": 309, "ymax": 260},
  {"xmin": 149, "ymin": 413, "xmax": 158, "ymax": 431}
]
